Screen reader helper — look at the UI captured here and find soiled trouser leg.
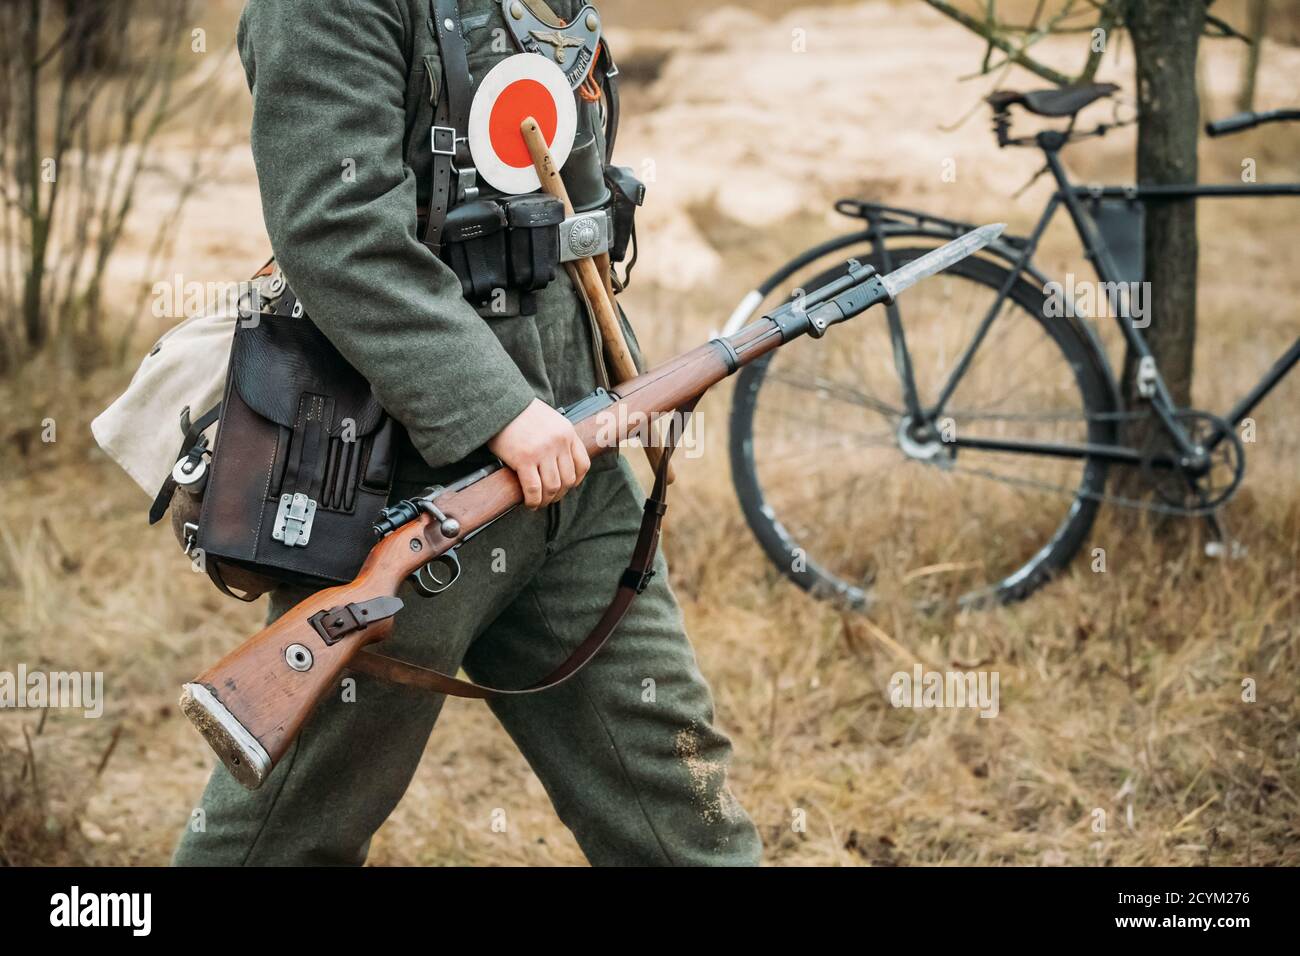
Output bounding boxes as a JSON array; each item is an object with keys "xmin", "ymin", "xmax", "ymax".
[
  {"xmin": 171, "ymin": 487, "xmax": 549, "ymax": 866},
  {"xmin": 465, "ymin": 457, "xmax": 763, "ymax": 865}
]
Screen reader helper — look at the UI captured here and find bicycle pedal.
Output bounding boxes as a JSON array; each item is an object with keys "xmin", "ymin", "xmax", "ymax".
[{"xmin": 1204, "ymin": 539, "xmax": 1247, "ymax": 560}]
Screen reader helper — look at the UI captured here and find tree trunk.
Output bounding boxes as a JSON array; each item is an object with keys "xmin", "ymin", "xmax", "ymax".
[
  {"xmin": 1119, "ymin": 0, "xmax": 1207, "ymax": 482},
  {"xmin": 21, "ymin": 0, "xmax": 46, "ymax": 350},
  {"xmin": 1237, "ymin": 0, "xmax": 1270, "ymax": 113}
]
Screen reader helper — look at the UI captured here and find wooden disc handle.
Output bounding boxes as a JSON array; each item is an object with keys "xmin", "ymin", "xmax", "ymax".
[{"xmin": 521, "ymin": 117, "xmax": 675, "ymax": 483}]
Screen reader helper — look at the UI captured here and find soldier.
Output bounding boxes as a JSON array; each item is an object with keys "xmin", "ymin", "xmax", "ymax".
[{"xmin": 173, "ymin": 0, "xmax": 762, "ymax": 866}]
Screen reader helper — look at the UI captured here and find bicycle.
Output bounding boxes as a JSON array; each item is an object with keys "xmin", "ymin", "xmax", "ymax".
[{"xmin": 723, "ymin": 83, "xmax": 1300, "ymax": 610}]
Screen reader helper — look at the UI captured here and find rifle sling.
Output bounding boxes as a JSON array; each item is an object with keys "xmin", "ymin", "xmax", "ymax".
[{"xmin": 349, "ymin": 400, "xmax": 697, "ymax": 699}]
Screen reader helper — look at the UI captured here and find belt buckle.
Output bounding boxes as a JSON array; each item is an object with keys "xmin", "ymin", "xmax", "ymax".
[
  {"xmin": 431, "ymin": 125, "xmax": 457, "ymax": 157},
  {"xmin": 559, "ymin": 210, "xmax": 611, "ymax": 262}
]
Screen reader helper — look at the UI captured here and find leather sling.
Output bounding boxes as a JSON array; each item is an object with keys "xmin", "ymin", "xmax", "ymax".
[{"xmin": 348, "ymin": 398, "xmax": 697, "ymax": 699}]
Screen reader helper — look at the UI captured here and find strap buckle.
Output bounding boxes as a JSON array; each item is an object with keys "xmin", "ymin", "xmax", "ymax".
[
  {"xmin": 431, "ymin": 125, "xmax": 457, "ymax": 156},
  {"xmin": 620, "ymin": 567, "xmax": 656, "ymax": 595},
  {"xmin": 182, "ymin": 522, "xmax": 199, "ymax": 556},
  {"xmin": 559, "ymin": 210, "xmax": 611, "ymax": 262}
]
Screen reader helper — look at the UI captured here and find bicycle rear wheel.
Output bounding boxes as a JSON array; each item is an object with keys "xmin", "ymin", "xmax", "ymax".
[{"xmin": 729, "ymin": 245, "xmax": 1117, "ymax": 609}]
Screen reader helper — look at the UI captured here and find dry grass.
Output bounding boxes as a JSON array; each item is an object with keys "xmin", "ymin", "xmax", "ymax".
[{"xmin": 1, "ymin": 1, "xmax": 1298, "ymax": 866}]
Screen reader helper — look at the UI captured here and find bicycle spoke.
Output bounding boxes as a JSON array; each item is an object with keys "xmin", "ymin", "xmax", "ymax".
[
  {"xmin": 764, "ymin": 369, "xmax": 904, "ymax": 420},
  {"xmin": 949, "ymin": 333, "xmax": 1062, "ymax": 414}
]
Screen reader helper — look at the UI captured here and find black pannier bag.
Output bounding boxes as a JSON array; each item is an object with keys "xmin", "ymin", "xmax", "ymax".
[
  {"xmin": 167, "ymin": 290, "xmax": 398, "ymax": 600},
  {"xmin": 1083, "ymin": 195, "xmax": 1145, "ymax": 285}
]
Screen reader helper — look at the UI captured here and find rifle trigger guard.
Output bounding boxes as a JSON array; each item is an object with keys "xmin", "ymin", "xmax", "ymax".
[{"xmin": 413, "ymin": 550, "xmax": 462, "ymax": 597}]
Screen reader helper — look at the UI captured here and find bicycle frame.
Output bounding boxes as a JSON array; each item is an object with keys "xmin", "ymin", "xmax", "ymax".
[
  {"xmin": 1044, "ymin": 137, "xmax": 1300, "ymax": 458},
  {"xmin": 857, "ymin": 130, "xmax": 1300, "ymax": 473}
]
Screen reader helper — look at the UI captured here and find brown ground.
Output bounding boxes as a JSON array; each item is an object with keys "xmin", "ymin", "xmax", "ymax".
[{"xmin": 2, "ymin": 1, "xmax": 1298, "ymax": 866}]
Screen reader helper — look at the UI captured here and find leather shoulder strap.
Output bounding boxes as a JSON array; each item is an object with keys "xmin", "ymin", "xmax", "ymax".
[
  {"xmin": 599, "ymin": 38, "xmax": 620, "ymax": 162},
  {"xmin": 423, "ymin": 0, "xmax": 475, "ymax": 253}
]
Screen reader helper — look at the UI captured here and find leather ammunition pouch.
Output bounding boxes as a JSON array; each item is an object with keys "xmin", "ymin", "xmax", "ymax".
[
  {"xmin": 443, "ymin": 199, "xmax": 510, "ymax": 305},
  {"xmin": 605, "ymin": 164, "xmax": 644, "ymax": 273},
  {"xmin": 505, "ymin": 194, "xmax": 565, "ymax": 291},
  {"xmin": 442, "ymin": 194, "xmax": 565, "ymax": 310},
  {"xmin": 151, "ymin": 284, "xmax": 398, "ymax": 600}
]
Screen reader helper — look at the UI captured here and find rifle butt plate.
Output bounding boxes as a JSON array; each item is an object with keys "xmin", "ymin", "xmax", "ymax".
[{"xmin": 180, "ymin": 683, "xmax": 272, "ymax": 790}]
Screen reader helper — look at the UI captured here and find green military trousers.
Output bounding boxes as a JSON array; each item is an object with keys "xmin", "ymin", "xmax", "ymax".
[{"xmin": 173, "ymin": 454, "xmax": 762, "ymax": 866}]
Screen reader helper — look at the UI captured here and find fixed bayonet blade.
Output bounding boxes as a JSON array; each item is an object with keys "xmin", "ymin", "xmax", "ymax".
[{"xmin": 879, "ymin": 223, "xmax": 1005, "ymax": 300}]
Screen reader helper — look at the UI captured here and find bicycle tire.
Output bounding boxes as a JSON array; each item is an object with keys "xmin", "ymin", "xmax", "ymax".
[{"xmin": 729, "ymin": 244, "xmax": 1118, "ymax": 609}]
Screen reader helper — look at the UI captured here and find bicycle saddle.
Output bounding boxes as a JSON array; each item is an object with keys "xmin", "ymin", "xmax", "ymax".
[{"xmin": 987, "ymin": 82, "xmax": 1119, "ymax": 118}]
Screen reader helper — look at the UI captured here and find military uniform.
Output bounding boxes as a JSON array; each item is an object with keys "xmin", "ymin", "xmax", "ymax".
[{"xmin": 173, "ymin": 0, "xmax": 761, "ymax": 866}]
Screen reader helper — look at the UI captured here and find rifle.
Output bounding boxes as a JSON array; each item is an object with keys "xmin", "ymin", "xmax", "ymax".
[{"xmin": 180, "ymin": 224, "xmax": 1004, "ymax": 789}]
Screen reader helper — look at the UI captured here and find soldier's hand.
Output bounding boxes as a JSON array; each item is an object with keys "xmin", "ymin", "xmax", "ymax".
[{"xmin": 488, "ymin": 399, "xmax": 592, "ymax": 509}]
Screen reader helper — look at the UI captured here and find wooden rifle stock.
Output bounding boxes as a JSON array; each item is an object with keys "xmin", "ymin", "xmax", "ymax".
[{"xmin": 181, "ymin": 260, "xmax": 894, "ymax": 789}]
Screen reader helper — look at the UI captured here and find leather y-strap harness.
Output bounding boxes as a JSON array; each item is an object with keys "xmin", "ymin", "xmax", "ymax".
[
  {"xmin": 420, "ymin": 0, "xmax": 622, "ymax": 252},
  {"xmin": 349, "ymin": 399, "xmax": 697, "ymax": 699}
]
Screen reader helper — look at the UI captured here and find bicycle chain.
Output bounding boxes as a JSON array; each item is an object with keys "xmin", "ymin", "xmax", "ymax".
[
  {"xmin": 943, "ymin": 459, "xmax": 1231, "ymax": 518},
  {"xmin": 921, "ymin": 409, "xmax": 1242, "ymax": 517}
]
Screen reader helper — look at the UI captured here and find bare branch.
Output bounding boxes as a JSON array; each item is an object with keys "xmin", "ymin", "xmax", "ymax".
[
  {"xmin": 1204, "ymin": 12, "xmax": 1251, "ymax": 42},
  {"xmin": 921, "ymin": 0, "xmax": 1074, "ymax": 85}
]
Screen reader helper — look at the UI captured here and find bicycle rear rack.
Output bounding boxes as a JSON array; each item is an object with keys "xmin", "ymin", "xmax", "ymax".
[{"xmin": 834, "ymin": 198, "xmax": 1032, "ymax": 253}]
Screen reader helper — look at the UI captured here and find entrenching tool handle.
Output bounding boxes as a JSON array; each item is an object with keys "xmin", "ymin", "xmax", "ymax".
[{"xmin": 520, "ymin": 116, "xmax": 675, "ymax": 482}]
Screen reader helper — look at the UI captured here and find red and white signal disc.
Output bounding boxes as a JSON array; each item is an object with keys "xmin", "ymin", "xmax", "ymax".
[{"xmin": 467, "ymin": 54, "xmax": 577, "ymax": 195}]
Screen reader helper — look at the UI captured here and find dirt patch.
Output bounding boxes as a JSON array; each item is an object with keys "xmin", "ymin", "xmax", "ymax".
[{"xmin": 674, "ymin": 723, "xmax": 746, "ymax": 826}]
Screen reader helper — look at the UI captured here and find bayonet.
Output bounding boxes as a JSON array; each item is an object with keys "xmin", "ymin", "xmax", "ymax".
[
  {"xmin": 880, "ymin": 223, "xmax": 1006, "ymax": 300},
  {"xmin": 758, "ymin": 223, "xmax": 1007, "ymax": 343}
]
